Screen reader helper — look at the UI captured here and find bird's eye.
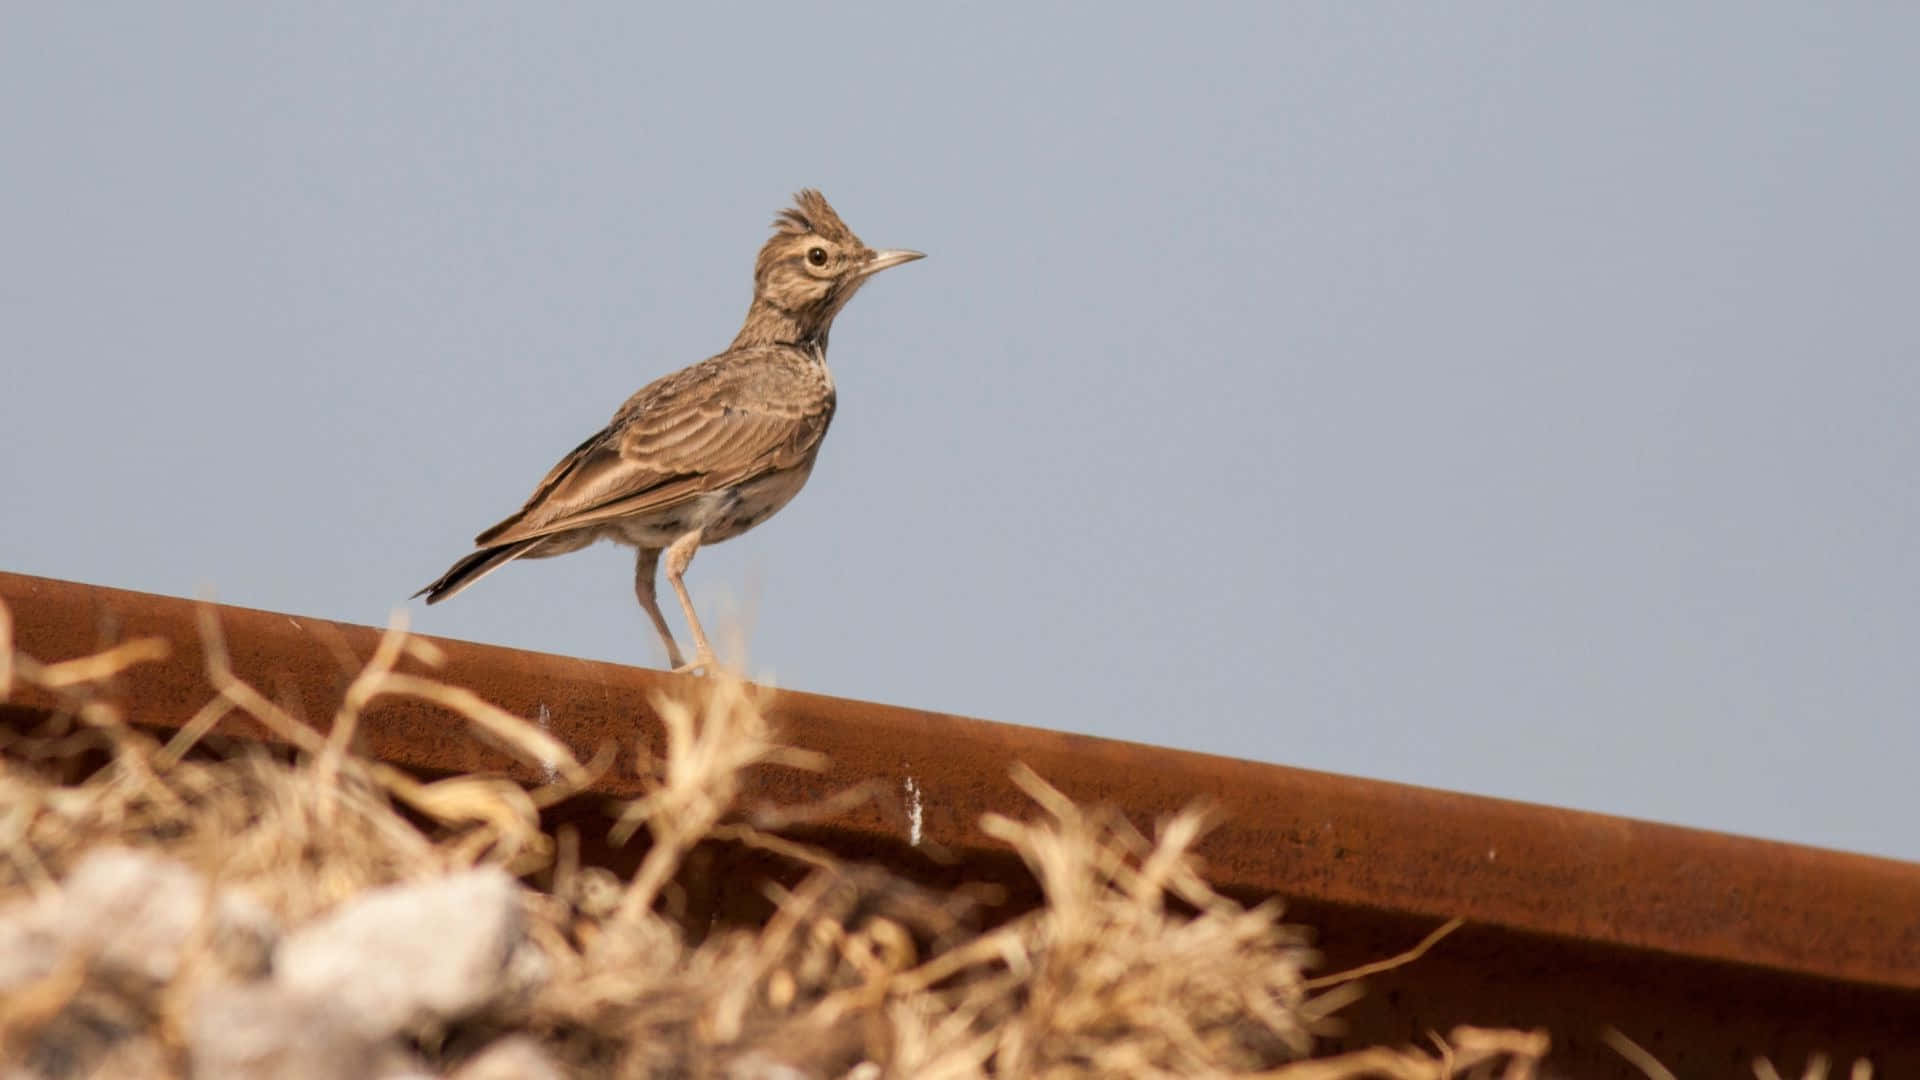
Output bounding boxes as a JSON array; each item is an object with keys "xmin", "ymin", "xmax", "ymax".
[{"xmin": 807, "ymin": 246, "xmax": 829, "ymax": 267}]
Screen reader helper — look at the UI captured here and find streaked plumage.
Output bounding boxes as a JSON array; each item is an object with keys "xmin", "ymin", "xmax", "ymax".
[{"xmin": 415, "ymin": 190, "xmax": 922, "ymax": 671}]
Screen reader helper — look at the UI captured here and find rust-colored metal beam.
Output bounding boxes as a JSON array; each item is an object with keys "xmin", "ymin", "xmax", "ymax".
[{"xmin": 5, "ymin": 570, "xmax": 1918, "ymax": 1077}]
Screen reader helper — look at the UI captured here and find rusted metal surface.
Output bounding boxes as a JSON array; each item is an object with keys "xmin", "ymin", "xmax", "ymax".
[{"xmin": 5, "ymin": 569, "xmax": 1919, "ymax": 1076}]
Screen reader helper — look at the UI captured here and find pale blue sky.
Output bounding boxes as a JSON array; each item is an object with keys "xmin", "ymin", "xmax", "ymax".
[{"xmin": 5, "ymin": 5, "xmax": 1917, "ymax": 859}]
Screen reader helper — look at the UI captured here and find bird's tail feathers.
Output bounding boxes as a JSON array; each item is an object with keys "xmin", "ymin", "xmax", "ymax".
[{"xmin": 413, "ymin": 540, "xmax": 538, "ymax": 605}]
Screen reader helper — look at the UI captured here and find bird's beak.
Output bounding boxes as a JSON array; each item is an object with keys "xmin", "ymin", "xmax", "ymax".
[{"xmin": 858, "ymin": 248, "xmax": 925, "ymax": 278}]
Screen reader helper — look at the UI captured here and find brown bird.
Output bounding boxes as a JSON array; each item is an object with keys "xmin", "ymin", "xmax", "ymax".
[{"xmin": 415, "ymin": 190, "xmax": 922, "ymax": 671}]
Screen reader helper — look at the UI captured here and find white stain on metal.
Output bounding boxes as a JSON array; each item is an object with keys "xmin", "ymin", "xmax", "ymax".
[
  {"xmin": 904, "ymin": 775, "xmax": 923, "ymax": 847},
  {"xmin": 536, "ymin": 703, "xmax": 558, "ymax": 784}
]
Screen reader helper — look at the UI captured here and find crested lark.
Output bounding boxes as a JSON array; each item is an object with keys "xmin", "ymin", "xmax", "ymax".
[{"xmin": 415, "ymin": 190, "xmax": 922, "ymax": 671}]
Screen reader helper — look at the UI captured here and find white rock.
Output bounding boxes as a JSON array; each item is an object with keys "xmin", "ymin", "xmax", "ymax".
[
  {"xmin": 449, "ymin": 1036, "xmax": 565, "ymax": 1080},
  {"xmin": 190, "ymin": 983, "xmax": 421, "ymax": 1080},
  {"xmin": 0, "ymin": 908, "xmax": 60, "ymax": 991},
  {"xmin": 274, "ymin": 868, "xmax": 536, "ymax": 1039},
  {"xmin": 53, "ymin": 848, "xmax": 277, "ymax": 984}
]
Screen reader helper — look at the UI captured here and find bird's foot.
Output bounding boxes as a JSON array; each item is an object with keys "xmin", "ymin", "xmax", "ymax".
[{"xmin": 670, "ymin": 650, "xmax": 723, "ymax": 677}]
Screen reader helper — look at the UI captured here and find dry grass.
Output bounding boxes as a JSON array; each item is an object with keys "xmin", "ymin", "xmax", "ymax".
[{"xmin": 1, "ymin": 597, "xmax": 1563, "ymax": 1078}]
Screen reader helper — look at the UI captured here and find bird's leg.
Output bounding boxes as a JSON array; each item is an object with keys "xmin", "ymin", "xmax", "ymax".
[
  {"xmin": 662, "ymin": 529, "xmax": 717, "ymax": 673},
  {"xmin": 633, "ymin": 547, "xmax": 686, "ymax": 670}
]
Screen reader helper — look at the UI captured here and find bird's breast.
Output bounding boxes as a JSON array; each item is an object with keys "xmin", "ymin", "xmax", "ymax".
[
  {"xmin": 605, "ymin": 458, "xmax": 820, "ymax": 549},
  {"xmin": 704, "ymin": 459, "xmax": 819, "ymax": 543}
]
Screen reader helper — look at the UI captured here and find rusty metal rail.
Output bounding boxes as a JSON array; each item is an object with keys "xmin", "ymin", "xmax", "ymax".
[{"xmin": 4, "ymin": 570, "xmax": 1918, "ymax": 1076}]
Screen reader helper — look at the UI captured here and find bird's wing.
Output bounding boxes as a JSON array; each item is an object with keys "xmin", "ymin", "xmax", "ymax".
[{"xmin": 472, "ymin": 353, "xmax": 833, "ymax": 547}]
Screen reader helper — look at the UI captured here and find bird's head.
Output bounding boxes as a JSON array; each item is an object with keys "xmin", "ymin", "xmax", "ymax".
[{"xmin": 738, "ymin": 190, "xmax": 923, "ymax": 346}]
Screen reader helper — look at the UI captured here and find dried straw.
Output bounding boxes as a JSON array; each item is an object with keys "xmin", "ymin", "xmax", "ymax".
[{"xmin": 0, "ymin": 596, "xmax": 1559, "ymax": 1078}]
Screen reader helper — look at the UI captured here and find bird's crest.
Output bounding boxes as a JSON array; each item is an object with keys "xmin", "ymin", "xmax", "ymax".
[{"xmin": 772, "ymin": 189, "xmax": 856, "ymax": 244}]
